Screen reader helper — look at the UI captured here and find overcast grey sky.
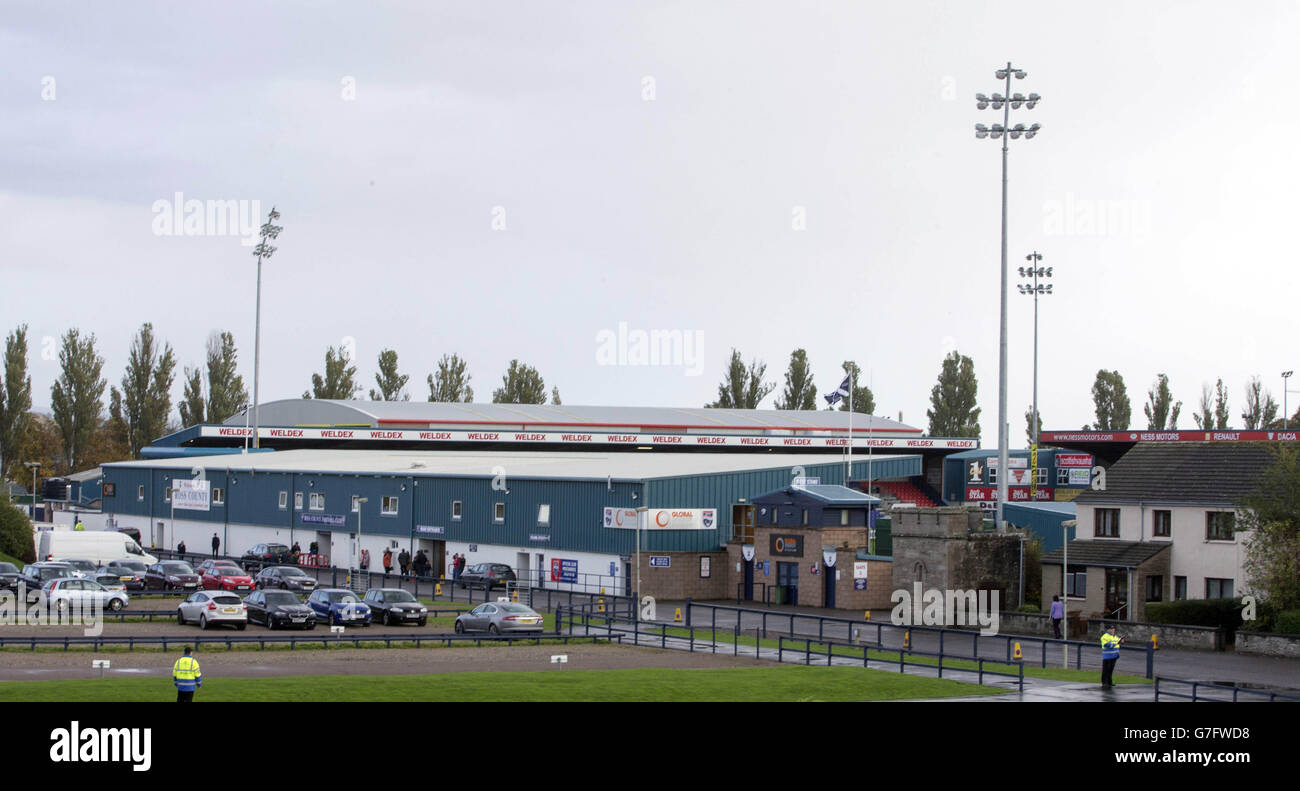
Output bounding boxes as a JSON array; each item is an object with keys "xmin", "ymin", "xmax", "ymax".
[{"xmin": 2, "ymin": 1, "xmax": 1296, "ymax": 440}]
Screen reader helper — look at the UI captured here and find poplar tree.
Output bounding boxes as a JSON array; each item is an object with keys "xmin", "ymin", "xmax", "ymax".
[
  {"xmin": 427, "ymin": 353, "xmax": 474, "ymax": 402},
  {"xmin": 369, "ymin": 348, "xmax": 410, "ymax": 401},
  {"xmin": 926, "ymin": 351, "xmax": 980, "ymax": 437},
  {"xmin": 49, "ymin": 329, "xmax": 107, "ymax": 471}
]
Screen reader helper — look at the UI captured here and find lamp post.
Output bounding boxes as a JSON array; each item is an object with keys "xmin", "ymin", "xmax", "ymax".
[
  {"xmin": 355, "ymin": 496, "xmax": 368, "ymax": 572},
  {"xmin": 23, "ymin": 462, "xmax": 40, "ymax": 520},
  {"xmin": 1019, "ymin": 253, "xmax": 1053, "ymax": 488},
  {"xmin": 1284, "ymin": 371, "xmax": 1294, "ymax": 430},
  {"xmin": 976, "ymin": 64, "xmax": 1041, "ymax": 530},
  {"xmin": 251, "ymin": 207, "xmax": 282, "ymax": 450},
  {"xmin": 635, "ymin": 505, "xmax": 648, "ymax": 619}
]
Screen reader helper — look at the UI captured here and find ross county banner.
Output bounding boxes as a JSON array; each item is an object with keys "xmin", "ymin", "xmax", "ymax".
[{"xmin": 172, "ymin": 480, "xmax": 210, "ymax": 511}]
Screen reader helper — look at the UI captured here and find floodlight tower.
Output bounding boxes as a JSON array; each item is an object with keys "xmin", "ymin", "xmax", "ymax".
[
  {"xmin": 1019, "ymin": 253, "xmax": 1053, "ymax": 452},
  {"xmin": 975, "ymin": 64, "xmax": 1040, "ymax": 530},
  {"xmin": 251, "ymin": 207, "xmax": 282, "ymax": 450}
]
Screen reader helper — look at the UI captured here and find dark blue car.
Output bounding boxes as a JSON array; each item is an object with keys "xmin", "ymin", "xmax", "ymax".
[{"xmin": 306, "ymin": 588, "xmax": 372, "ymax": 626}]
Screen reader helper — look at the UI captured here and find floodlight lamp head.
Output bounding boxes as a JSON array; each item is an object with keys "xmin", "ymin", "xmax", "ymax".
[
  {"xmin": 1045, "ymin": 267, "xmax": 1053, "ymax": 277},
  {"xmin": 1014, "ymin": 70, "xmax": 1026, "ymax": 79},
  {"xmin": 996, "ymin": 69, "xmax": 1009, "ymax": 79}
]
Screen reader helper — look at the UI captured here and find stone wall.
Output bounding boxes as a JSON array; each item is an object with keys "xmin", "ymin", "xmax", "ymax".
[
  {"xmin": 637, "ymin": 550, "xmax": 730, "ymax": 601},
  {"xmin": 1087, "ymin": 618, "xmax": 1223, "ymax": 652},
  {"xmin": 724, "ymin": 534, "xmax": 894, "ymax": 611},
  {"xmin": 1235, "ymin": 631, "xmax": 1300, "ymax": 659}
]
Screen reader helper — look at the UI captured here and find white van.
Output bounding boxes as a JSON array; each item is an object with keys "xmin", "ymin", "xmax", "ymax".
[{"xmin": 38, "ymin": 531, "xmax": 158, "ymax": 566}]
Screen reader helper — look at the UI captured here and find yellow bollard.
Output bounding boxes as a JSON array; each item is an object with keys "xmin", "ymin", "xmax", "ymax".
[
  {"xmin": 864, "ymin": 610, "xmax": 871, "ymax": 621},
  {"xmin": 674, "ymin": 607, "xmax": 682, "ymax": 623},
  {"xmin": 599, "ymin": 587, "xmax": 606, "ymax": 595},
  {"xmin": 511, "ymin": 589, "xmax": 518, "ymax": 603},
  {"xmin": 903, "ymin": 630, "xmax": 910, "ymax": 649},
  {"xmin": 1013, "ymin": 642, "xmax": 1023, "ymax": 661},
  {"xmin": 1150, "ymin": 634, "xmax": 1159, "ymax": 651},
  {"xmin": 435, "ymin": 583, "xmax": 442, "ymax": 597},
  {"xmin": 597, "ymin": 598, "xmax": 605, "ymax": 613}
]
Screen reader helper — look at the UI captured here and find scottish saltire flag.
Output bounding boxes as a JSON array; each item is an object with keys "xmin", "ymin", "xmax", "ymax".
[{"xmin": 823, "ymin": 373, "xmax": 852, "ymax": 406}]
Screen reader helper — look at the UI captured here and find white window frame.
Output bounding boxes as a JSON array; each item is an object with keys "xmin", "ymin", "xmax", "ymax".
[
  {"xmin": 452, "ymin": 501, "xmax": 462, "ymax": 521},
  {"xmin": 212, "ymin": 487, "xmax": 225, "ymax": 505},
  {"xmin": 351, "ymin": 495, "xmax": 361, "ymax": 513},
  {"xmin": 494, "ymin": 502, "xmax": 505, "ymax": 523},
  {"xmin": 1056, "ymin": 468, "xmax": 1070, "ymax": 486},
  {"xmin": 278, "ymin": 491, "xmax": 288, "ymax": 510},
  {"xmin": 294, "ymin": 492, "xmax": 303, "ymax": 510},
  {"xmin": 1034, "ymin": 468, "xmax": 1048, "ymax": 486},
  {"xmin": 164, "ymin": 485, "xmax": 171, "ymax": 503},
  {"xmin": 137, "ymin": 485, "xmax": 145, "ymax": 502},
  {"xmin": 537, "ymin": 504, "xmax": 550, "ymax": 527},
  {"xmin": 310, "ymin": 492, "xmax": 325, "ymax": 511},
  {"xmin": 382, "ymin": 496, "xmax": 399, "ymax": 516}
]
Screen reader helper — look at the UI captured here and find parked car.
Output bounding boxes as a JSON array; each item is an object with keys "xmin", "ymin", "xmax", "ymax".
[
  {"xmin": 199, "ymin": 565, "xmax": 255, "ymax": 593},
  {"xmin": 18, "ymin": 562, "xmax": 81, "ymax": 602},
  {"xmin": 362, "ymin": 588, "xmax": 428, "ymax": 626},
  {"xmin": 102, "ymin": 560, "xmax": 148, "ymax": 590},
  {"xmin": 453, "ymin": 602, "xmax": 544, "ymax": 634},
  {"xmin": 195, "ymin": 559, "xmax": 243, "ymax": 576},
  {"xmin": 255, "ymin": 565, "xmax": 318, "ymax": 592},
  {"xmin": 114, "ymin": 526, "xmax": 143, "ymax": 546},
  {"xmin": 61, "ymin": 559, "xmax": 98, "ymax": 577},
  {"xmin": 459, "ymin": 563, "xmax": 516, "ymax": 590},
  {"xmin": 37, "ymin": 530, "xmax": 156, "ymax": 565},
  {"xmin": 306, "ymin": 589, "xmax": 371, "ymax": 626},
  {"xmin": 243, "ymin": 589, "xmax": 316, "ymax": 630},
  {"xmin": 42, "ymin": 578, "xmax": 130, "ymax": 613},
  {"xmin": 177, "ymin": 590, "xmax": 248, "ymax": 630},
  {"xmin": 145, "ymin": 561, "xmax": 202, "ymax": 591},
  {"xmin": 241, "ymin": 543, "xmax": 291, "ymax": 572},
  {"xmin": 0, "ymin": 562, "xmax": 23, "ymax": 593},
  {"xmin": 90, "ymin": 573, "xmax": 129, "ymax": 593}
]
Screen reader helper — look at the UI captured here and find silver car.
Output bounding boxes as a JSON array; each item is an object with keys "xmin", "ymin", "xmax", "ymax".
[
  {"xmin": 454, "ymin": 602, "xmax": 545, "ymax": 634},
  {"xmin": 178, "ymin": 590, "xmax": 248, "ymax": 630},
  {"xmin": 42, "ymin": 578, "xmax": 129, "ymax": 613}
]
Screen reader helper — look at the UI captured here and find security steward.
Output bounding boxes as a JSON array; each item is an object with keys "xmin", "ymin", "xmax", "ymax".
[
  {"xmin": 73, "ymin": 519, "xmax": 86, "ymax": 531},
  {"xmin": 172, "ymin": 646, "xmax": 202, "ymax": 703},
  {"xmin": 1100, "ymin": 625, "xmax": 1124, "ymax": 689}
]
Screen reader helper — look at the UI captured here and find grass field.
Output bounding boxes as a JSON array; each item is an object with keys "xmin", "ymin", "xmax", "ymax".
[{"xmin": 0, "ymin": 665, "xmax": 1008, "ymax": 702}]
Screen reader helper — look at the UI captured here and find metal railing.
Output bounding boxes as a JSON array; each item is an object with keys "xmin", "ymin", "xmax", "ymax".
[
  {"xmin": 1153, "ymin": 677, "xmax": 1300, "ymax": 702},
  {"xmin": 0, "ymin": 630, "xmax": 623, "ymax": 652}
]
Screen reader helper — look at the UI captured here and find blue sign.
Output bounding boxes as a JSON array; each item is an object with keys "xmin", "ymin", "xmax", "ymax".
[
  {"xmin": 468, "ymin": 544, "xmax": 477, "ymax": 552},
  {"xmin": 762, "ymin": 560, "xmax": 770, "ymax": 577},
  {"xmin": 853, "ymin": 579, "xmax": 866, "ymax": 591},
  {"xmin": 528, "ymin": 533, "xmax": 550, "ymax": 543},
  {"xmin": 609, "ymin": 561, "xmax": 617, "ymax": 576},
  {"xmin": 649, "ymin": 556, "xmax": 671, "ymax": 568},
  {"xmin": 302, "ymin": 513, "xmax": 345, "ymax": 527},
  {"xmin": 551, "ymin": 558, "xmax": 578, "ymax": 583},
  {"xmin": 415, "ymin": 525, "xmax": 444, "ymax": 535}
]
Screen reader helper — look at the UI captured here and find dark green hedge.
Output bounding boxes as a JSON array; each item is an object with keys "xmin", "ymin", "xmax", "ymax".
[
  {"xmin": 0, "ymin": 493, "xmax": 37, "ymax": 563},
  {"xmin": 1145, "ymin": 598, "xmax": 1242, "ymax": 631},
  {"xmin": 1276, "ymin": 610, "xmax": 1300, "ymax": 636}
]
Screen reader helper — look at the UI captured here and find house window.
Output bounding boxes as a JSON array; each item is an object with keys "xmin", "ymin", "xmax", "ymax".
[
  {"xmin": 840, "ymin": 509, "xmax": 849, "ymax": 526},
  {"xmin": 1056, "ymin": 468, "xmax": 1070, "ymax": 486},
  {"xmin": 1146, "ymin": 575, "xmax": 1163, "ymax": 603},
  {"xmin": 770, "ymin": 507, "xmax": 778, "ymax": 525},
  {"xmin": 1206, "ymin": 512, "xmax": 1235, "ymax": 541},
  {"xmin": 1153, "ymin": 510, "xmax": 1171, "ymax": 538},
  {"xmin": 1174, "ymin": 576, "xmax": 1187, "ymax": 600},
  {"xmin": 1206, "ymin": 578, "xmax": 1234, "ymax": 599},
  {"xmin": 278, "ymin": 491, "xmax": 288, "ymax": 510},
  {"xmin": 494, "ymin": 502, "xmax": 505, "ymax": 523},
  {"xmin": 537, "ymin": 504, "xmax": 550, "ymax": 527},
  {"xmin": 801, "ymin": 509, "xmax": 808, "ymax": 526},
  {"xmin": 309, "ymin": 493, "xmax": 325, "ymax": 511},
  {"xmin": 1065, "ymin": 565, "xmax": 1087, "ymax": 598},
  {"xmin": 382, "ymin": 496, "xmax": 398, "ymax": 515},
  {"xmin": 1035, "ymin": 467, "xmax": 1048, "ymax": 486},
  {"xmin": 351, "ymin": 495, "xmax": 361, "ymax": 513},
  {"xmin": 452, "ymin": 501, "xmax": 462, "ymax": 521},
  {"xmin": 294, "ymin": 492, "xmax": 303, "ymax": 510},
  {"xmin": 989, "ymin": 467, "xmax": 998, "ymax": 485},
  {"xmin": 1094, "ymin": 509, "xmax": 1120, "ymax": 538},
  {"xmin": 137, "ymin": 485, "xmax": 145, "ymax": 501},
  {"xmin": 212, "ymin": 488, "xmax": 224, "ymax": 505},
  {"xmin": 164, "ymin": 485, "xmax": 171, "ymax": 503}
]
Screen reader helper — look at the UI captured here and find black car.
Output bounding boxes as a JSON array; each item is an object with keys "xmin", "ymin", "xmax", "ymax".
[
  {"xmin": 103, "ymin": 560, "xmax": 148, "ymax": 591},
  {"xmin": 255, "ymin": 565, "xmax": 318, "ymax": 592},
  {"xmin": 17, "ymin": 562, "xmax": 80, "ymax": 603},
  {"xmin": 243, "ymin": 589, "xmax": 316, "ymax": 630},
  {"xmin": 241, "ymin": 543, "xmax": 291, "ymax": 572},
  {"xmin": 0, "ymin": 562, "xmax": 24, "ymax": 594},
  {"xmin": 144, "ymin": 561, "xmax": 201, "ymax": 591},
  {"xmin": 459, "ymin": 563, "xmax": 516, "ymax": 590},
  {"xmin": 363, "ymin": 588, "xmax": 429, "ymax": 626}
]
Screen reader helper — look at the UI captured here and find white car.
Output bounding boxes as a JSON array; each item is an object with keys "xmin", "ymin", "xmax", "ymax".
[
  {"xmin": 41, "ymin": 578, "xmax": 129, "ymax": 613},
  {"xmin": 177, "ymin": 590, "xmax": 248, "ymax": 630}
]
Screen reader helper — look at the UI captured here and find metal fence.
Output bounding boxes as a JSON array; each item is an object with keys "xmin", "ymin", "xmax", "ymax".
[
  {"xmin": 1153, "ymin": 677, "xmax": 1300, "ymax": 702},
  {"xmin": 0, "ymin": 630, "xmax": 624, "ymax": 652}
]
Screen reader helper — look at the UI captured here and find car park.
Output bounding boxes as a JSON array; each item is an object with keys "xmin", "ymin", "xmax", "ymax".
[
  {"xmin": 61, "ymin": 559, "xmax": 98, "ymax": 577},
  {"xmin": 243, "ymin": 589, "xmax": 316, "ymax": 630},
  {"xmin": 459, "ymin": 563, "xmax": 516, "ymax": 590},
  {"xmin": 102, "ymin": 560, "xmax": 148, "ymax": 590},
  {"xmin": 453, "ymin": 602, "xmax": 544, "ymax": 634},
  {"xmin": 145, "ymin": 561, "xmax": 202, "ymax": 591},
  {"xmin": 90, "ymin": 573, "xmax": 129, "ymax": 593},
  {"xmin": 0, "ymin": 562, "xmax": 23, "ymax": 593},
  {"xmin": 255, "ymin": 565, "xmax": 318, "ymax": 592},
  {"xmin": 42, "ymin": 578, "xmax": 129, "ymax": 613},
  {"xmin": 177, "ymin": 590, "xmax": 248, "ymax": 630},
  {"xmin": 362, "ymin": 588, "xmax": 428, "ymax": 626},
  {"xmin": 199, "ymin": 565, "xmax": 255, "ymax": 593},
  {"xmin": 18, "ymin": 563, "xmax": 81, "ymax": 602},
  {"xmin": 241, "ymin": 543, "xmax": 291, "ymax": 572},
  {"xmin": 306, "ymin": 589, "xmax": 371, "ymax": 626}
]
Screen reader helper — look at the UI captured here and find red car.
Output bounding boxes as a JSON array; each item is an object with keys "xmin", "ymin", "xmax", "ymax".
[{"xmin": 199, "ymin": 564, "xmax": 255, "ymax": 593}]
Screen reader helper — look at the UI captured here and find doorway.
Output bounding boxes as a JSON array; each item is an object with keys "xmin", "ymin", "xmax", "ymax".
[
  {"xmin": 823, "ymin": 564, "xmax": 835, "ymax": 609},
  {"xmin": 1105, "ymin": 568, "xmax": 1129, "ymax": 620},
  {"xmin": 516, "ymin": 551, "xmax": 530, "ymax": 587},
  {"xmin": 743, "ymin": 558, "xmax": 754, "ymax": 601},
  {"xmin": 776, "ymin": 562, "xmax": 799, "ymax": 606}
]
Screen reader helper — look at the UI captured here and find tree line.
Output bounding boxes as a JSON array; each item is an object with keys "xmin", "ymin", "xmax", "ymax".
[{"xmin": 1085, "ymin": 370, "xmax": 1294, "ymax": 432}]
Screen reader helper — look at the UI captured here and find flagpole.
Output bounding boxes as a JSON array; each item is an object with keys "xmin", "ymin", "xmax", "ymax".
[
  {"xmin": 847, "ymin": 372, "xmax": 853, "ymax": 484},
  {"xmin": 867, "ymin": 367, "xmax": 873, "ymax": 496}
]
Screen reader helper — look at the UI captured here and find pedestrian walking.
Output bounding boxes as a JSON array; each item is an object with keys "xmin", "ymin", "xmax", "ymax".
[
  {"xmin": 383, "ymin": 548, "xmax": 393, "ymax": 575},
  {"xmin": 172, "ymin": 646, "xmax": 202, "ymax": 703},
  {"xmin": 291, "ymin": 542, "xmax": 301, "ymax": 564},
  {"xmin": 451, "ymin": 553, "xmax": 460, "ymax": 583},
  {"xmin": 1100, "ymin": 625, "xmax": 1124, "ymax": 689},
  {"xmin": 1050, "ymin": 595, "xmax": 1065, "ymax": 640},
  {"xmin": 398, "ymin": 549, "xmax": 410, "ymax": 577},
  {"xmin": 211, "ymin": 533, "xmax": 220, "ymax": 557}
]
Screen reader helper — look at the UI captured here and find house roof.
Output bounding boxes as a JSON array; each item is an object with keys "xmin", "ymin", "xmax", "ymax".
[
  {"xmin": 1073, "ymin": 442, "xmax": 1278, "ymax": 506},
  {"xmin": 1041, "ymin": 540, "xmax": 1169, "ymax": 568}
]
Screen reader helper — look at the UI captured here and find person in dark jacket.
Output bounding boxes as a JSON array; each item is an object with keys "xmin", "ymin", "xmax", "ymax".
[
  {"xmin": 398, "ymin": 549, "xmax": 411, "ymax": 576},
  {"xmin": 211, "ymin": 533, "xmax": 220, "ymax": 557}
]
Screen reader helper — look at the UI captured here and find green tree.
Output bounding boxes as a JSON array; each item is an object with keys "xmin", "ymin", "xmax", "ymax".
[
  {"xmin": 1213, "ymin": 379, "xmax": 1231, "ymax": 430},
  {"xmin": 774, "ymin": 349, "xmax": 817, "ymax": 410},
  {"xmin": 1024, "ymin": 405, "xmax": 1043, "ymax": 446},
  {"xmin": 0, "ymin": 489, "xmax": 36, "ymax": 563},
  {"xmin": 1192, "ymin": 383, "xmax": 1214, "ymax": 430},
  {"xmin": 179, "ymin": 367, "xmax": 205, "ymax": 427},
  {"xmin": 205, "ymin": 331, "xmax": 248, "ymax": 423},
  {"xmin": 492, "ymin": 360, "xmax": 548, "ymax": 404},
  {"xmin": 707, "ymin": 349, "xmax": 773, "ymax": 409},
  {"xmin": 0, "ymin": 324, "xmax": 32, "ymax": 480},
  {"xmin": 1241, "ymin": 376, "xmax": 1278, "ymax": 430},
  {"xmin": 427, "ymin": 353, "xmax": 474, "ymax": 402},
  {"xmin": 120, "ymin": 323, "xmax": 176, "ymax": 457},
  {"xmin": 305, "ymin": 346, "xmax": 360, "ymax": 400},
  {"xmin": 1241, "ymin": 446, "xmax": 1300, "ymax": 612},
  {"xmin": 926, "ymin": 351, "xmax": 980, "ymax": 437},
  {"xmin": 369, "ymin": 348, "xmax": 410, "ymax": 401},
  {"xmin": 551, "ymin": 386, "xmax": 562, "ymax": 405},
  {"xmin": 49, "ymin": 329, "xmax": 107, "ymax": 471},
  {"xmin": 1090, "ymin": 370, "xmax": 1132, "ymax": 430},
  {"xmin": 1143, "ymin": 373, "xmax": 1181, "ymax": 431},
  {"xmin": 835, "ymin": 361, "xmax": 875, "ymax": 415}
]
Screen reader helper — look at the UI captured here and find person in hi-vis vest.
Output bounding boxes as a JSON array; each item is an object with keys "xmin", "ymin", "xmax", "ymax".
[
  {"xmin": 1100, "ymin": 626, "xmax": 1123, "ymax": 689},
  {"xmin": 173, "ymin": 646, "xmax": 203, "ymax": 703}
]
